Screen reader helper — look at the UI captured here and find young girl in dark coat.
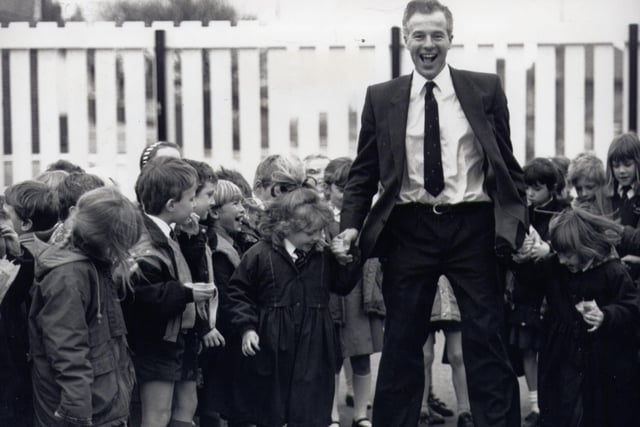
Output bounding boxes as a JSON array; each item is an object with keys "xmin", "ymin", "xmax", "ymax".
[
  {"xmin": 225, "ymin": 186, "xmax": 358, "ymax": 427},
  {"xmin": 513, "ymin": 207, "xmax": 640, "ymax": 427},
  {"xmin": 507, "ymin": 158, "xmax": 570, "ymax": 425}
]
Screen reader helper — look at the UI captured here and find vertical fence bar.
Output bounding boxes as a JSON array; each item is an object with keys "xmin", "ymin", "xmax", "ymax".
[
  {"xmin": 155, "ymin": 29, "xmax": 167, "ymax": 142},
  {"xmin": 629, "ymin": 24, "xmax": 638, "ymax": 132},
  {"xmin": 391, "ymin": 26, "xmax": 401, "ymax": 79}
]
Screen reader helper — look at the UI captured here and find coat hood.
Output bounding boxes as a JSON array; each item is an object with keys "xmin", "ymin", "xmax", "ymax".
[{"xmin": 20, "ymin": 233, "xmax": 88, "ymax": 280}]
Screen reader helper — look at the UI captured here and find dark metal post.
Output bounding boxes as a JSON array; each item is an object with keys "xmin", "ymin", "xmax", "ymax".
[
  {"xmin": 391, "ymin": 26, "xmax": 401, "ymax": 79},
  {"xmin": 155, "ymin": 30, "xmax": 167, "ymax": 142},
  {"xmin": 629, "ymin": 24, "xmax": 638, "ymax": 132}
]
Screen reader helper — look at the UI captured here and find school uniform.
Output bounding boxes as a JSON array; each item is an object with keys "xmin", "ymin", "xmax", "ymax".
[
  {"xmin": 123, "ymin": 214, "xmax": 200, "ymax": 382},
  {"xmin": 225, "ymin": 239, "xmax": 357, "ymax": 427},
  {"xmin": 507, "ymin": 197, "xmax": 570, "ymax": 352},
  {"xmin": 515, "ymin": 256, "xmax": 640, "ymax": 427}
]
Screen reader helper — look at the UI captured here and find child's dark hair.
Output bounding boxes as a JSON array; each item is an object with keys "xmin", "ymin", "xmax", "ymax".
[
  {"xmin": 259, "ymin": 188, "xmax": 333, "ymax": 247},
  {"xmin": 183, "ymin": 159, "xmax": 218, "ymax": 193},
  {"xmin": 135, "ymin": 157, "xmax": 197, "ymax": 215},
  {"xmin": 216, "ymin": 166, "xmax": 253, "ymax": 198},
  {"xmin": 56, "ymin": 173, "xmax": 106, "ymax": 221},
  {"xmin": 330, "ymin": 160, "xmax": 353, "ymax": 189},
  {"xmin": 605, "ymin": 132, "xmax": 640, "ymax": 194},
  {"xmin": 324, "ymin": 157, "xmax": 352, "ymax": 187},
  {"xmin": 46, "ymin": 159, "xmax": 85, "ymax": 174},
  {"xmin": 139, "ymin": 141, "xmax": 182, "ymax": 169},
  {"xmin": 4, "ymin": 180, "xmax": 58, "ymax": 231},
  {"xmin": 523, "ymin": 157, "xmax": 565, "ymax": 196},
  {"xmin": 549, "ymin": 207, "xmax": 621, "ymax": 265}
]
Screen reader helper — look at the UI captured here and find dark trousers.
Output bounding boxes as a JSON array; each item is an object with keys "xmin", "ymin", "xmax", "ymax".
[{"xmin": 372, "ymin": 203, "xmax": 520, "ymax": 427}]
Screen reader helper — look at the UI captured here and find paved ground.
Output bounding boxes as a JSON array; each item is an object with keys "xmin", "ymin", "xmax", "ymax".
[{"xmin": 336, "ymin": 331, "xmax": 531, "ymax": 427}]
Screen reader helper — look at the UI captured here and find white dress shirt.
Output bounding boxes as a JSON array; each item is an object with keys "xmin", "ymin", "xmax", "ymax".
[{"xmin": 399, "ymin": 65, "xmax": 490, "ymax": 205}]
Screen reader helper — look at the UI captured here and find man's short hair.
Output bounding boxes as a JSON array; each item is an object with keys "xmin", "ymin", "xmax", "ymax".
[
  {"xmin": 135, "ymin": 157, "xmax": 197, "ymax": 215},
  {"xmin": 4, "ymin": 180, "xmax": 59, "ymax": 231},
  {"xmin": 402, "ymin": 0, "xmax": 454, "ymax": 38}
]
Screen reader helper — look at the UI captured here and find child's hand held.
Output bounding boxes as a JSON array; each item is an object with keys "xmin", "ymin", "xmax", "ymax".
[
  {"xmin": 203, "ymin": 328, "xmax": 226, "ymax": 348},
  {"xmin": 242, "ymin": 330, "xmax": 260, "ymax": 356}
]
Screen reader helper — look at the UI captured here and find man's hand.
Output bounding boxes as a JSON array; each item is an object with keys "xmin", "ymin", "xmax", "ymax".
[
  {"xmin": 331, "ymin": 228, "xmax": 358, "ymax": 265},
  {"xmin": 242, "ymin": 330, "xmax": 260, "ymax": 356},
  {"xmin": 203, "ymin": 328, "xmax": 226, "ymax": 348}
]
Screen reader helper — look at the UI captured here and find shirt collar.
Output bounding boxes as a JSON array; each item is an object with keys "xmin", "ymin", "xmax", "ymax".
[
  {"xmin": 146, "ymin": 214, "xmax": 173, "ymax": 239},
  {"xmin": 283, "ymin": 238, "xmax": 299, "ymax": 260},
  {"xmin": 410, "ymin": 64, "xmax": 454, "ymax": 98}
]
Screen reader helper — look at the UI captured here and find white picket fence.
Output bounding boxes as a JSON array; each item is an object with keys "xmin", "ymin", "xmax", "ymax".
[{"xmin": 0, "ymin": 21, "xmax": 638, "ymax": 199}]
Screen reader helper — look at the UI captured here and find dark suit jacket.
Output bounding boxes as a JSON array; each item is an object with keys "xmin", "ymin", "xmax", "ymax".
[{"xmin": 340, "ymin": 67, "xmax": 528, "ymax": 260}]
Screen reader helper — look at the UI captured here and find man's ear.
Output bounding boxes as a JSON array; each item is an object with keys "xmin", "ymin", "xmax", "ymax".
[
  {"xmin": 165, "ymin": 198, "xmax": 176, "ymax": 212},
  {"xmin": 21, "ymin": 218, "xmax": 33, "ymax": 232},
  {"xmin": 210, "ymin": 208, "xmax": 220, "ymax": 220}
]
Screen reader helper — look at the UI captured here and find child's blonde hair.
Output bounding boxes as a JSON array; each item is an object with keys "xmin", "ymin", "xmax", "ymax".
[
  {"xmin": 70, "ymin": 187, "xmax": 143, "ymax": 293},
  {"xmin": 211, "ymin": 179, "xmax": 243, "ymax": 208},
  {"xmin": 259, "ymin": 187, "xmax": 333, "ymax": 248},
  {"xmin": 549, "ymin": 207, "xmax": 621, "ymax": 264},
  {"xmin": 605, "ymin": 132, "xmax": 640, "ymax": 195}
]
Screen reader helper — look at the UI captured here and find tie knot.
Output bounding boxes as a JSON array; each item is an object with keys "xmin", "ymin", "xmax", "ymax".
[{"xmin": 425, "ymin": 81, "xmax": 436, "ymax": 95}]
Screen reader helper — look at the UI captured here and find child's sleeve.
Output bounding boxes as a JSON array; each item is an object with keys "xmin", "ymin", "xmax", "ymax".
[
  {"xmin": 177, "ymin": 227, "xmax": 210, "ymax": 282},
  {"xmin": 37, "ymin": 268, "xmax": 94, "ymax": 424},
  {"xmin": 328, "ymin": 250, "xmax": 362, "ymax": 296},
  {"xmin": 225, "ymin": 251, "xmax": 260, "ymax": 337},
  {"xmin": 130, "ymin": 255, "xmax": 193, "ymax": 317},
  {"xmin": 599, "ymin": 265, "xmax": 640, "ymax": 333}
]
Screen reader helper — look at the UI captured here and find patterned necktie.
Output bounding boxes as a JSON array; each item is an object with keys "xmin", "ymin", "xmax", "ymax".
[
  {"xmin": 424, "ymin": 81, "xmax": 444, "ymax": 196},
  {"xmin": 294, "ymin": 248, "xmax": 307, "ymax": 268}
]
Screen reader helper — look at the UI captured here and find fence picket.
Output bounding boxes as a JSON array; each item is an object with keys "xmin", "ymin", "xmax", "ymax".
[
  {"xmin": 9, "ymin": 48, "xmax": 32, "ymax": 183},
  {"xmin": 534, "ymin": 45, "xmax": 556, "ymax": 158},
  {"xmin": 37, "ymin": 48, "xmax": 62, "ymax": 173},
  {"xmin": 122, "ymin": 46, "xmax": 147, "ymax": 198},
  {"xmin": 593, "ymin": 44, "xmax": 615, "ymax": 160},
  {"xmin": 237, "ymin": 47, "xmax": 262, "ymax": 182},
  {"xmin": 180, "ymin": 45, "xmax": 205, "ymax": 159},
  {"xmin": 505, "ymin": 44, "xmax": 527, "ymax": 164},
  {"xmin": 208, "ymin": 46, "xmax": 234, "ymax": 169},
  {"xmin": 267, "ymin": 47, "xmax": 291, "ymax": 156},
  {"xmin": 94, "ymin": 47, "xmax": 119, "ymax": 177},
  {"xmin": 65, "ymin": 49, "xmax": 90, "ymax": 168},
  {"xmin": 564, "ymin": 45, "xmax": 586, "ymax": 160}
]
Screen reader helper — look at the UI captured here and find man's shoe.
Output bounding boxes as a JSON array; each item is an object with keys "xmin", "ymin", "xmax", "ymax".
[
  {"xmin": 419, "ymin": 410, "xmax": 445, "ymax": 425},
  {"xmin": 522, "ymin": 411, "xmax": 540, "ymax": 427},
  {"xmin": 457, "ymin": 412, "xmax": 474, "ymax": 427},
  {"xmin": 428, "ymin": 393, "xmax": 454, "ymax": 417}
]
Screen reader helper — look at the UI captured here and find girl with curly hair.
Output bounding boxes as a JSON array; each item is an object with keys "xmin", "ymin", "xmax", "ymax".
[{"xmin": 224, "ymin": 187, "xmax": 358, "ymax": 427}]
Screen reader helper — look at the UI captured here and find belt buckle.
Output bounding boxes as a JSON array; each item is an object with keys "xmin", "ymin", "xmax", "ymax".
[{"xmin": 432, "ymin": 203, "xmax": 448, "ymax": 215}]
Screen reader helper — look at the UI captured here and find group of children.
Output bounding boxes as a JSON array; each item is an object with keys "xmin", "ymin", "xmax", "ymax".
[
  {"xmin": 506, "ymin": 132, "xmax": 640, "ymax": 427},
  {"xmin": 2, "ymin": 132, "xmax": 640, "ymax": 427}
]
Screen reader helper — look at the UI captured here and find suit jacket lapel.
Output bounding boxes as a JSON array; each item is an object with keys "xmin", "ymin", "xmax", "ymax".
[{"xmin": 388, "ymin": 75, "xmax": 412, "ymax": 183}]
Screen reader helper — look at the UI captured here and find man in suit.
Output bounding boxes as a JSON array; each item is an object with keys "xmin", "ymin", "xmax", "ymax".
[{"xmin": 332, "ymin": 1, "xmax": 528, "ymax": 426}]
